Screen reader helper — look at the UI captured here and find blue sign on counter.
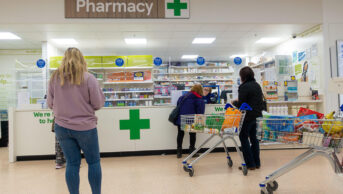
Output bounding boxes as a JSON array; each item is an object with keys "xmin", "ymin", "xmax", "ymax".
[
  {"xmin": 154, "ymin": 57, "xmax": 163, "ymax": 66},
  {"xmin": 115, "ymin": 58, "xmax": 125, "ymax": 67},
  {"xmin": 197, "ymin": 57, "xmax": 205, "ymax": 65},
  {"xmin": 36, "ymin": 59, "xmax": 46, "ymax": 68}
]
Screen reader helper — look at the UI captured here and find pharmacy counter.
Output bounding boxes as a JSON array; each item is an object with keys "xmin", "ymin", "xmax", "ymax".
[{"xmin": 9, "ymin": 104, "xmax": 238, "ymax": 162}]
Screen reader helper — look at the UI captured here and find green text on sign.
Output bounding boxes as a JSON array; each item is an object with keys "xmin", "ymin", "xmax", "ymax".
[
  {"xmin": 167, "ymin": 0, "xmax": 188, "ymax": 16},
  {"xmin": 120, "ymin": 109, "xmax": 150, "ymax": 140}
]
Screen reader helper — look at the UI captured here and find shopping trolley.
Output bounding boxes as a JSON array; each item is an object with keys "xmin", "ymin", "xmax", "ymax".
[
  {"xmin": 181, "ymin": 103, "xmax": 252, "ymax": 177},
  {"xmin": 257, "ymin": 116, "xmax": 343, "ymax": 194}
]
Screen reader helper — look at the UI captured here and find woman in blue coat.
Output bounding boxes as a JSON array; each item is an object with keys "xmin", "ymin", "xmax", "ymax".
[{"xmin": 176, "ymin": 84, "xmax": 205, "ymax": 158}]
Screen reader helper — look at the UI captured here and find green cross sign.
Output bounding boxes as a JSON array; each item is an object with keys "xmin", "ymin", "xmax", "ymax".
[
  {"xmin": 120, "ymin": 109, "xmax": 150, "ymax": 140},
  {"xmin": 167, "ymin": 0, "xmax": 188, "ymax": 16}
]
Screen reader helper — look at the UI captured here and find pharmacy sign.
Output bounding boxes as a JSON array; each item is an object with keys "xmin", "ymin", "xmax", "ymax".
[{"xmin": 65, "ymin": 0, "xmax": 190, "ymax": 19}]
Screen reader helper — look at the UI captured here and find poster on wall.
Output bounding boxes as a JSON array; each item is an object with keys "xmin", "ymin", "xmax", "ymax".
[
  {"xmin": 293, "ymin": 47, "xmax": 320, "ymax": 89},
  {"xmin": 0, "ymin": 73, "xmax": 14, "ymax": 109},
  {"xmin": 292, "ymin": 51, "xmax": 298, "ymax": 63},
  {"xmin": 337, "ymin": 40, "xmax": 343, "ymax": 77}
]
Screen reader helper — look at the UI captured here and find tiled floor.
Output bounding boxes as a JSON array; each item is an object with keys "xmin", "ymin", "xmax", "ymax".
[{"xmin": 1, "ymin": 148, "xmax": 343, "ymax": 194}]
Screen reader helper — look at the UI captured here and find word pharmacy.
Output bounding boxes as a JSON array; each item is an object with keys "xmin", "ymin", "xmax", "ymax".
[{"xmin": 76, "ymin": 0, "xmax": 154, "ymax": 15}]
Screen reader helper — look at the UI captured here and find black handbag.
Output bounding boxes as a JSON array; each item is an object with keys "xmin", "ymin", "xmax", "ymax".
[{"xmin": 168, "ymin": 93, "xmax": 190, "ymax": 125}]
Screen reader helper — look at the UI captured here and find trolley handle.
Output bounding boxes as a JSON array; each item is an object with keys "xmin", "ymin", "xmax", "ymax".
[{"xmin": 225, "ymin": 103, "xmax": 252, "ymax": 111}]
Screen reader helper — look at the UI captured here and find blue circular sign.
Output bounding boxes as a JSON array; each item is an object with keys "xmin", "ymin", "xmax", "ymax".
[
  {"xmin": 197, "ymin": 57, "xmax": 205, "ymax": 65},
  {"xmin": 234, "ymin": 57, "xmax": 242, "ymax": 65},
  {"xmin": 115, "ymin": 58, "xmax": 124, "ymax": 67},
  {"xmin": 154, "ymin": 57, "xmax": 163, "ymax": 66},
  {"xmin": 36, "ymin": 59, "xmax": 46, "ymax": 68}
]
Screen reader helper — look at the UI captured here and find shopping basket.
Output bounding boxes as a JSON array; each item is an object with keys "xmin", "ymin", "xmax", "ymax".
[
  {"xmin": 257, "ymin": 116, "xmax": 343, "ymax": 194},
  {"xmin": 181, "ymin": 103, "xmax": 252, "ymax": 177}
]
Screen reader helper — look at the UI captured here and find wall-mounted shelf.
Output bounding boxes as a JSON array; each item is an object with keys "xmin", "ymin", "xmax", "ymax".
[
  {"xmin": 267, "ymin": 100, "xmax": 323, "ymax": 104},
  {"xmin": 103, "ymin": 81, "xmax": 154, "ymax": 85},
  {"xmin": 157, "ymin": 72, "xmax": 234, "ymax": 75},
  {"xmin": 50, "ymin": 67, "xmax": 153, "ymax": 71},
  {"xmin": 106, "ymin": 98, "xmax": 154, "ymax": 102},
  {"xmin": 154, "ymin": 96, "xmax": 171, "ymax": 99},
  {"xmin": 103, "ymin": 91, "xmax": 154, "ymax": 94}
]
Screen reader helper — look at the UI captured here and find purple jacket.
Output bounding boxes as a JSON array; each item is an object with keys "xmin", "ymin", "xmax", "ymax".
[
  {"xmin": 176, "ymin": 91, "xmax": 205, "ymax": 126},
  {"xmin": 47, "ymin": 72, "xmax": 105, "ymax": 131}
]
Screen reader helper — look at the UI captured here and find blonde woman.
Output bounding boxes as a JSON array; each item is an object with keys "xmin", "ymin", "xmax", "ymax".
[{"xmin": 47, "ymin": 48, "xmax": 105, "ymax": 194}]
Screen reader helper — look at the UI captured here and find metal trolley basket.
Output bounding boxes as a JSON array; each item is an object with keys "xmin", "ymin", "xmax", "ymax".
[
  {"xmin": 180, "ymin": 103, "xmax": 252, "ymax": 177},
  {"xmin": 257, "ymin": 116, "xmax": 343, "ymax": 194}
]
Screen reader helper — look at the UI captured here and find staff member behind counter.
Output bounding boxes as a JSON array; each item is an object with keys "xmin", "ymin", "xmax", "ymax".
[{"xmin": 202, "ymin": 87, "xmax": 217, "ymax": 104}]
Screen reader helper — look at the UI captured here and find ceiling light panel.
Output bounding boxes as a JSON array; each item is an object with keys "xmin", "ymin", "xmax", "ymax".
[
  {"xmin": 255, "ymin": 38, "xmax": 280, "ymax": 44},
  {"xmin": 0, "ymin": 32, "xmax": 21, "ymax": 40},
  {"xmin": 125, "ymin": 38, "xmax": 147, "ymax": 45},
  {"xmin": 51, "ymin": 39, "xmax": 78, "ymax": 45},
  {"xmin": 192, "ymin": 37, "xmax": 216, "ymax": 44},
  {"xmin": 181, "ymin": 55, "xmax": 199, "ymax": 59}
]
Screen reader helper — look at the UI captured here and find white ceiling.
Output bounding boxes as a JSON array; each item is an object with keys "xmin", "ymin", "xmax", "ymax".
[{"xmin": 0, "ymin": 23, "xmax": 317, "ymax": 61}]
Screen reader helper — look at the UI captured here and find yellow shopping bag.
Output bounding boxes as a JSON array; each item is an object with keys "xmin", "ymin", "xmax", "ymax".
[{"xmin": 221, "ymin": 108, "xmax": 242, "ymax": 130}]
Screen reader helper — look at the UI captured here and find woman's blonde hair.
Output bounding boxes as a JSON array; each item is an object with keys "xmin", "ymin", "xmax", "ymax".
[
  {"xmin": 51, "ymin": 47, "xmax": 87, "ymax": 86},
  {"xmin": 191, "ymin": 84, "xmax": 204, "ymax": 96}
]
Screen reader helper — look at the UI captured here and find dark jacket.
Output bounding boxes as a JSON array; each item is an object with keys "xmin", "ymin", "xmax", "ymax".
[
  {"xmin": 233, "ymin": 78, "xmax": 263, "ymax": 122},
  {"xmin": 202, "ymin": 93, "xmax": 214, "ymax": 104},
  {"xmin": 176, "ymin": 91, "xmax": 205, "ymax": 126}
]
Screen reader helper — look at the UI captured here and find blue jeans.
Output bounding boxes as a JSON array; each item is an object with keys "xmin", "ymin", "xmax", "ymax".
[
  {"xmin": 55, "ymin": 124, "xmax": 102, "ymax": 194},
  {"xmin": 239, "ymin": 119, "xmax": 260, "ymax": 168}
]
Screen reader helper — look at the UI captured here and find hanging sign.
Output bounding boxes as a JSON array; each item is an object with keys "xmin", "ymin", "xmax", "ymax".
[
  {"xmin": 234, "ymin": 57, "xmax": 242, "ymax": 65},
  {"xmin": 115, "ymin": 58, "xmax": 125, "ymax": 67},
  {"xmin": 65, "ymin": 0, "xmax": 190, "ymax": 19},
  {"xmin": 36, "ymin": 59, "xmax": 46, "ymax": 68},
  {"xmin": 197, "ymin": 57, "xmax": 205, "ymax": 65},
  {"xmin": 154, "ymin": 57, "xmax": 163, "ymax": 66}
]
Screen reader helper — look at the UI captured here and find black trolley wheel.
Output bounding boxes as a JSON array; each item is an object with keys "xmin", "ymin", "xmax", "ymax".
[
  {"xmin": 267, "ymin": 181, "xmax": 278, "ymax": 191},
  {"xmin": 227, "ymin": 158, "xmax": 233, "ymax": 167}
]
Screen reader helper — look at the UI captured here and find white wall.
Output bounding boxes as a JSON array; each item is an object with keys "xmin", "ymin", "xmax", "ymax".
[
  {"xmin": 322, "ymin": 0, "xmax": 343, "ymax": 113},
  {"xmin": 0, "ymin": 0, "xmax": 322, "ymax": 24},
  {"xmin": 262, "ymin": 30, "xmax": 324, "ymax": 91}
]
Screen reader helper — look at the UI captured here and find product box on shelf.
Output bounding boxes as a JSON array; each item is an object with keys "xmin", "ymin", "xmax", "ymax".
[{"xmin": 263, "ymin": 81, "xmax": 278, "ymax": 100}]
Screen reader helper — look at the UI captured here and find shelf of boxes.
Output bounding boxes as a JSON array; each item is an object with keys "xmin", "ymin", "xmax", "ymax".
[
  {"xmin": 154, "ymin": 72, "xmax": 234, "ymax": 75},
  {"xmin": 106, "ymin": 98, "xmax": 154, "ymax": 102},
  {"xmin": 103, "ymin": 81, "xmax": 154, "ymax": 85},
  {"xmin": 103, "ymin": 91, "xmax": 154, "ymax": 94},
  {"xmin": 170, "ymin": 66, "xmax": 229, "ymax": 69},
  {"xmin": 154, "ymin": 95, "xmax": 171, "ymax": 99}
]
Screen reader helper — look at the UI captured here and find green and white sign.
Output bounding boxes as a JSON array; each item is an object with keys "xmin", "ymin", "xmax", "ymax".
[
  {"xmin": 120, "ymin": 109, "xmax": 150, "ymax": 140},
  {"xmin": 165, "ymin": 0, "xmax": 189, "ymax": 18}
]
